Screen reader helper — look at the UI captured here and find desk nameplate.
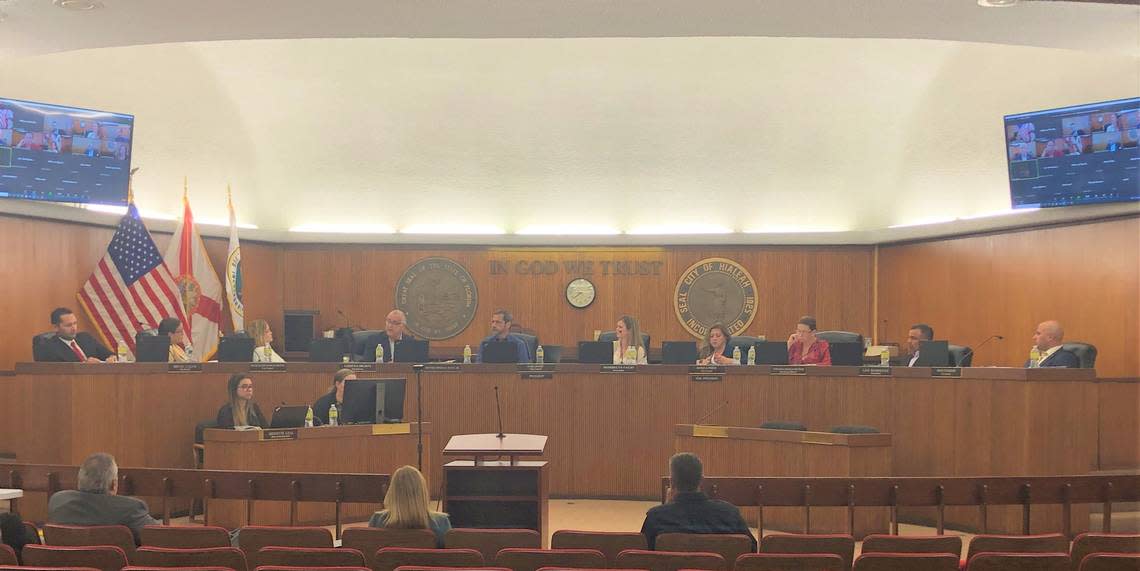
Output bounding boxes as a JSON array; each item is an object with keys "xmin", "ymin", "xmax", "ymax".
[
  {"xmin": 372, "ymin": 423, "xmax": 412, "ymax": 435},
  {"xmin": 250, "ymin": 362, "xmax": 286, "ymax": 373},
  {"xmin": 343, "ymin": 362, "xmax": 378, "ymax": 372},
  {"xmin": 167, "ymin": 363, "xmax": 202, "ymax": 373},
  {"xmin": 770, "ymin": 365, "xmax": 806, "ymax": 376},
  {"xmin": 859, "ymin": 366, "xmax": 892, "ymax": 377},
  {"xmin": 424, "ymin": 363, "xmax": 463, "ymax": 373},
  {"xmin": 600, "ymin": 364, "xmax": 637, "ymax": 373},
  {"xmin": 692, "ymin": 425, "xmax": 729, "ymax": 438},
  {"xmin": 932, "ymin": 367, "xmax": 963, "ymax": 378},
  {"xmin": 519, "ymin": 364, "xmax": 554, "ymax": 380},
  {"xmin": 691, "ymin": 374, "xmax": 724, "ymax": 382},
  {"xmin": 261, "ymin": 429, "xmax": 298, "ymax": 441}
]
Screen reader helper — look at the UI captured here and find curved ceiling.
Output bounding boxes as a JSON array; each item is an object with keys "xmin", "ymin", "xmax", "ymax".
[{"xmin": 0, "ymin": 0, "xmax": 1137, "ymax": 244}]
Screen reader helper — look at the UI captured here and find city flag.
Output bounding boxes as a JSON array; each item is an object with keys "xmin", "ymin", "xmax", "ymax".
[{"xmin": 225, "ymin": 186, "xmax": 244, "ymax": 332}]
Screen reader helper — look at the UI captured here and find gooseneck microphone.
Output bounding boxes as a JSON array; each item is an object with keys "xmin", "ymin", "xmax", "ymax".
[
  {"xmin": 959, "ymin": 335, "xmax": 1004, "ymax": 364},
  {"xmin": 494, "ymin": 385, "xmax": 506, "ymax": 439},
  {"xmin": 694, "ymin": 400, "xmax": 730, "ymax": 426}
]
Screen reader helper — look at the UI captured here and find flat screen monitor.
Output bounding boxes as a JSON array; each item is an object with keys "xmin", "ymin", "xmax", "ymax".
[
  {"xmin": 217, "ymin": 336, "xmax": 255, "ymax": 362},
  {"xmin": 0, "ymin": 97, "xmax": 134, "ymax": 205},
  {"xmin": 342, "ymin": 378, "xmax": 407, "ymax": 424},
  {"xmin": 135, "ymin": 334, "xmax": 170, "ymax": 363},
  {"xmin": 1005, "ymin": 97, "xmax": 1139, "ymax": 209},
  {"xmin": 393, "ymin": 339, "xmax": 430, "ymax": 363}
]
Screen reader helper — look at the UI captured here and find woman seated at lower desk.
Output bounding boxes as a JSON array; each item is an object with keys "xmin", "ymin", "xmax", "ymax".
[
  {"xmin": 369, "ymin": 465, "xmax": 452, "ymax": 547},
  {"xmin": 612, "ymin": 315, "xmax": 648, "ymax": 365},
  {"xmin": 216, "ymin": 373, "xmax": 268, "ymax": 429},
  {"xmin": 697, "ymin": 323, "xmax": 739, "ymax": 366},
  {"xmin": 313, "ymin": 368, "xmax": 356, "ymax": 425},
  {"xmin": 248, "ymin": 319, "xmax": 285, "ymax": 363},
  {"xmin": 157, "ymin": 317, "xmax": 191, "ymax": 363},
  {"xmin": 786, "ymin": 315, "xmax": 832, "ymax": 366}
]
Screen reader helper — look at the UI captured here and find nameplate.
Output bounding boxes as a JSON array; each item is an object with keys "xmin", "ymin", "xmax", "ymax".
[
  {"xmin": 261, "ymin": 429, "xmax": 298, "ymax": 441},
  {"xmin": 692, "ymin": 425, "xmax": 729, "ymax": 438},
  {"xmin": 520, "ymin": 371, "xmax": 553, "ymax": 380},
  {"xmin": 859, "ymin": 366, "xmax": 892, "ymax": 377},
  {"xmin": 167, "ymin": 362, "xmax": 202, "ymax": 373},
  {"xmin": 250, "ymin": 362, "xmax": 287, "ymax": 372},
  {"xmin": 518, "ymin": 364, "xmax": 555, "ymax": 372},
  {"xmin": 343, "ymin": 362, "xmax": 378, "ymax": 372},
  {"xmin": 690, "ymin": 374, "xmax": 725, "ymax": 382},
  {"xmin": 689, "ymin": 365, "xmax": 726, "ymax": 374},
  {"xmin": 600, "ymin": 364, "xmax": 637, "ymax": 373},
  {"xmin": 770, "ymin": 365, "xmax": 806, "ymax": 375},
  {"xmin": 372, "ymin": 423, "xmax": 412, "ymax": 435},
  {"xmin": 931, "ymin": 367, "xmax": 963, "ymax": 378},
  {"xmin": 424, "ymin": 363, "xmax": 463, "ymax": 373}
]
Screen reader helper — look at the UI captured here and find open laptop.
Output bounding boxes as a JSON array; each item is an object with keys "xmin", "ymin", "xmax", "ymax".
[
  {"xmin": 135, "ymin": 334, "xmax": 171, "ymax": 362},
  {"xmin": 754, "ymin": 341, "xmax": 789, "ymax": 365},
  {"xmin": 915, "ymin": 340, "xmax": 951, "ymax": 367},
  {"xmin": 828, "ymin": 342, "xmax": 864, "ymax": 366},
  {"xmin": 483, "ymin": 341, "xmax": 522, "ymax": 364},
  {"xmin": 270, "ymin": 404, "xmax": 311, "ymax": 428},
  {"xmin": 661, "ymin": 341, "xmax": 699, "ymax": 364},
  {"xmin": 577, "ymin": 341, "xmax": 613, "ymax": 364},
  {"xmin": 217, "ymin": 336, "xmax": 255, "ymax": 362},
  {"xmin": 393, "ymin": 339, "xmax": 430, "ymax": 363},
  {"xmin": 309, "ymin": 338, "xmax": 345, "ymax": 362}
]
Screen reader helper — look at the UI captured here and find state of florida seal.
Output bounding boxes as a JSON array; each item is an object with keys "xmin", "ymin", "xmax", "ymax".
[
  {"xmin": 396, "ymin": 257, "xmax": 478, "ymax": 340},
  {"xmin": 674, "ymin": 257, "xmax": 757, "ymax": 338}
]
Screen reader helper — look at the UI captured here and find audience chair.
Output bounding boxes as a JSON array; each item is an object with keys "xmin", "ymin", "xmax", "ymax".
[
  {"xmin": 550, "ymin": 531, "xmax": 646, "ymax": 565},
  {"xmin": 852, "ymin": 553, "xmax": 960, "ymax": 571},
  {"xmin": 860, "ymin": 535, "xmax": 962, "ymax": 557},
  {"xmin": 0, "ymin": 566, "xmax": 100, "ymax": 571},
  {"xmin": 0, "ymin": 546, "xmax": 15, "ymax": 566},
  {"xmin": 615, "ymin": 549, "xmax": 727, "ymax": 571},
  {"xmin": 24, "ymin": 544, "xmax": 130, "ymax": 571},
  {"xmin": 341, "ymin": 528, "xmax": 437, "ymax": 569},
  {"xmin": 373, "ymin": 547, "xmax": 485, "ymax": 571},
  {"xmin": 43, "ymin": 524, "xmax": 137, "ymax": 554},
  {"xmin": 133, "ymin": 547, "xmax": 248, "ymax": 571},
  {"xmin": 1079, "ymin": 554, "xmax": 1140, "ymax": 571},
  {"xmin": 1071, "ymin": 533, "xmax": 1140, "ymax": 570},
  {"xmin": 257, "ymin": 547, "xmax": 364, "ymax": 569},
  {"xmin": 125, "ymin": 567, "xmax": 233, "ymax": 571},
  {"xmin": 656, "ymin": 533, "xmax": 754, "ymax": 566},
  {"xmin": 494, "ymin": 548, "xmax": 605, "ymax": 571},
  {"xmin": 256, "ymin": 566, "xmax": 370, "ymax": 571},
  {"xmin": 394, "ymin": 567, "xmax": 510, "ymax": 571},
  {"xmin": 140, "ymin": 527, "xmax": 232, "ymax": 549},
  {"xmin": 238, "ymin": 527, "xmax": 332, "ymax": 569},
  {"xmin": 965, "ymin": 534, "xmax": 1070, "ymax": 562},
  {"xmin": 965, "ymin": 552, "xmax": 1070, "ymax": 571},
  {"xmin": 445, "ymin": 530, "xmax": 541, "ymax": 563},
  {"xmin": 734, "ymin": 553, "xmax": 845, "ymax": 571},
  {"xmin": 758, "ymin": 534, "xmax": 855, "ymax": 571}
]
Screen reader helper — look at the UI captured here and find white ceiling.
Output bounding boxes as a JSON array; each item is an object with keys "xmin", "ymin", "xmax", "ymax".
[{"xmin": 0, "ymin": 0, "xmax": 1137, "ymax": 244}]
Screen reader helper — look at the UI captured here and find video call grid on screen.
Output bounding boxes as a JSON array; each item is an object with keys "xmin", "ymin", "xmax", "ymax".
[
  {"xmin": 0, "ymin": 97, "xmax": 134, "ymax": 206},
  {"xmin": 1004, "ymin": 97, "xmax": 1140, "ymax": 209}
]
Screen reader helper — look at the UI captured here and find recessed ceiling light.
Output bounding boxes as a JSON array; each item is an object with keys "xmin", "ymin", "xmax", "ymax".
[
  {"xmin": 977, "ymin": 0, "xmax": 1019, "ymax": 7},
  {"xmin": 54, "ymin": 0, "xmax": 103, "ymax": 12}
]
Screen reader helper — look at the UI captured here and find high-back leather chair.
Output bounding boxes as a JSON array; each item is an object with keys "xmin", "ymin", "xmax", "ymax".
[{"xmin": 1062, "ymin": 343, "xmax": 1098, "ymax": 369}]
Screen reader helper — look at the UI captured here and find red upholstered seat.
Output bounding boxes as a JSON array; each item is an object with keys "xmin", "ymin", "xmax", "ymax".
[
  {"xmin": 614, "ymin": 549, "xmax": 727, "ymax": 571},
  {"xmin": 965, "ymin": 552, "xmax": 1070, "ymax": 571},
  {"xmin": 43, "ymin": 524, "xmax": 136, "ymax": 555},
  {"xmin": 550, "ymin": 531, "xmax": 647, "ymax": 565},
  {"xmin": 734, "ymin": 553, "xmax": 845, "ymax": 571},
  {"xmin": 23, "ymin": 544, "xmax": 130, "ymax": 571},
  {"xmin": 342, "ymin": 528, "xmax": 437, "ymax": 569},
  {"xmin": 373, "ymin": 547, "xmax": 485, "ymax": 571},
  {"xmin": 852, "ymin": 552, "xmax": 960, "ymax": 571},
  {"xmin": 256, "ymin": 547, "xmax": 364, "ymax": 569},
  {"xmin": 140, "ymin": 526, "xmax": 232, "ymax": 549},
  {"xmin": 132, "ymin": 546, "xmax": 249, "ymax": 571},
  {"xmin": 445, "ymin": 530, "xmax": 541, "ymax": 563},
  {"xmin": 759, "ymin": 534, "xmax": 855, "ymax": 571},
  {"xmin": 493, "ymin": 548, "xmax": 606, "ymax": 571}
]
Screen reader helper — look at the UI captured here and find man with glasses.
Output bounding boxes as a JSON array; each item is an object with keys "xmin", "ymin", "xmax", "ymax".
[{"xmin": 361, "ymin": 309, "xmax": 412, "ymax": 363}]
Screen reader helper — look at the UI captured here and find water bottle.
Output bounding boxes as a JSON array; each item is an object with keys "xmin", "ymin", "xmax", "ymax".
[
  {"xmin": 880, "ymin": 349, "xmax": 890, "ymax": 366},
  {"xmin": 536, "ymin": 345, "xmax": 545, "ymax": 364},
  {"xmin": 328, "ymin": 403, "xmax": 339, "ymax": 426},
  {"xmin": 375, "ymin": 343, "xmax": 384, "ymax": 363},
  {"xmin": 341, "ymin": 354, "xmax": 349, "ymax": 363},
  {"xmin": 747, "ymin": 345, "xmax": 756, "ymax": 366},
  {"xmin": 463, "ymin": 344, "xmax": 472, "ymax": 364},
  {"xmin": 304, "ymin": 407, "xmax": 314, "ymax": 428},
  {"xmin": 116, "ymin": 342, "xmax": 128, "ymax": 363},
  {"xmin": 1029, "ymin": 347, "xmax": 1041, "ymax": 368},
  {"xmin": 732, "ymin": 345, "xmax": 742, "ymax": 364}
]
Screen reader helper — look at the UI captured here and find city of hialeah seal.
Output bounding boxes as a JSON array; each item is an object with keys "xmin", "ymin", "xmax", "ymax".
[{"xmin": 674, "ymin": 257, "xmax": 757, "ymax": 338}]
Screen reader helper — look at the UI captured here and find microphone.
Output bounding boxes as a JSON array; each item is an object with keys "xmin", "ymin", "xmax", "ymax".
[
  {"xmin": 959, "ymin": 335, "xmax": 1004, "ymax": 364},
  {"xmin": 494, "ymin": 385, "xmax": 506, "ymax": 439},
  {"xmin": 336, "ymin": 308, "xmax": 350, "ymax": 328},
  {"xmin": 694, "ymin": 400, "xmax": 730, "ymax": 426}
]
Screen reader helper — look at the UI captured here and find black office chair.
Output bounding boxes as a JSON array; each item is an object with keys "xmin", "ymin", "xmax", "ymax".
[
  {"xmin": 598, "ymin": 331, "xmax": 652, "ymax": 351},
  {"xmin": 31, "ymin": 332, "xmax": 57, "ymax": 361},
  {"xmin": 539, "ymin": 345, "xmax": 563, "ymax": 363},
  {"xmin": 1062, "ymin": 342, "xmax": 1098, "ymax": 369},
  {"xmin": 948, "ymin": 344, "xmax": 973, "ymax": 367},
  {"xmin": 513, "ymin": 333, "xmax": 539, "ymax": 361},
  {"xmin": 351, "ymin": 329, "xmax": 383, "ymax": 361},
  {"xmin": 816, "ymin": 330, "xmax": 864, "ymax": 366}
]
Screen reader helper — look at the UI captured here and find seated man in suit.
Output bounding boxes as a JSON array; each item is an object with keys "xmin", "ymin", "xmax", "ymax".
[
  {"xmin": 1028, "ymin": 320, "xmax": 1081, "ymax": 368},
  {"xmin": 47, "ymin": 452, "xmax": 158, "ymax": 545},
  {"xmin": 35, "ymin": 307, "xmax": 115, "ymax": 363},
  {"xmin": 361, "ymin": 309, "xmax": 413, "ymax": 362},
  {"xmin": 904, "ymin": 323, "xmax": 934, "ymax": 367},
  {"xmin": 475, "ymin": 308, "xmax": 530, "ymax": 363},
  {"xmin": 640, "ymin": 452, "xmax": 755, "ymax": 550}
]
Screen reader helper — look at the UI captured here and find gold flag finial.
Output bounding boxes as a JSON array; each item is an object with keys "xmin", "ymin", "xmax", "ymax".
[
  {"xmin": 183, "ymin": 176, "xmax": 188, "ymax": 201},
  {"xmin": 127, "ymin": 167, "xmax": 140, "ymax": 204},
  {"xmin": 226, "ymin": 183, "xmax": 232, "ymax": 207}
]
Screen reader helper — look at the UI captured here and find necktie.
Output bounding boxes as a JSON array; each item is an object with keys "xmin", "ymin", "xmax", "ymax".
[{"xmin": 70, "ymin": 340, "xmax": 87, "ymax": 361}]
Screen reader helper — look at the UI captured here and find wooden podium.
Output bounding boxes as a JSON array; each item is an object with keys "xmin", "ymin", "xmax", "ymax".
[{"xmin": 442, "ymin": 434, "xmax": 548, "ymax": 546}]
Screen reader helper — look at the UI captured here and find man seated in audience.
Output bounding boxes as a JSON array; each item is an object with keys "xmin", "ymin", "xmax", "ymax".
[
  {"xmin": 47, "ymin": 452, "xmax": 158, "ymax": 544},
  {"xmin": 640, "ymin": 452, "xmax": 756, "ymax": 550},
  {"xmin": 35, "ymin": 307, "xmax": 116, "ymax": 362},
  {"xmin": 905, "ymin": 323, "xmax": 934, "ymax": 367},
  {"xmin": 1028, "ymin": 320, "xmax": 1080, "ymax": 368},
  {"xmin": 475, "ymin": 308, "xmax": 530, "ymax": 363}
]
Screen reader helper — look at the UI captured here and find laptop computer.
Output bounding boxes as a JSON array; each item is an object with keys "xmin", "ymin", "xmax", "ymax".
[
  {"xmin": 577, "ymin": 341, "xmax": 613, "ymax": 364},
  {"xmin": 754, "ymin": 341, "xmax": 789, "ymax": 365},
  {"xmin": 217, "ymin": 336, "xmax": 255, "ymax": 362},
  {"xmin": 661, "ymin": 341, "xmax": 699, "ymax": 364},
  {"xmin": 483, "ymin": 341, "xmax": 522, "ymax": 364},
  {"xmin": 828, "ymin": 342, "xmax": 864, "ymax": 366},
  {"xmin": 393, "ymin": 339, "xmax": 430, "ymax": 363},
  {"xmin": 270, "ymin": 404, "xmax": 311, "ymax": 428},
  {"xmin": 135, "ymin": 334, "xmax": 171, "ymax": 362},
  {"xmin": 309, "ymin": 338, "xmax": 346, "ymax": 362},
  {"xmin": 915, "ymin": 340, "xmax": 951, "ymax": 367}
]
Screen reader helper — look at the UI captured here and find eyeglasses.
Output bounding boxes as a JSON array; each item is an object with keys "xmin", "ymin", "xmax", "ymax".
[
  {"xmin": 238, "ymin": 384, "xmax": 254, "ymax": 390},
  {"xmin": 386, "ymin": 319, "xmax": 405, "ymax": 326}
]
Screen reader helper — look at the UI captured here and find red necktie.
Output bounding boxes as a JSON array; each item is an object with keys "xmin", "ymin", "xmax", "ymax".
[{"xmin": 70, "ymin": 340, "xmax": 87, "ymax": 361}]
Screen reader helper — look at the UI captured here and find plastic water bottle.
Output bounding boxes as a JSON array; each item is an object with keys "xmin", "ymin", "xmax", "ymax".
[
  {"xmin": 732, "ymin": 345, "xmax": 742, "ymax": 364},
  {"xmin": 375, "ymin": 343, "xmax": 384, "ymax": 363},
  {"xmin": 1029, "ymin": 347, "xmax": 1041, "ymax": 368},
  {"xmin": 304, "ymin": 407, "xmax": 314, "ymax": 428},
  {"xmin": 116, "ymin": 343, "xmax": 128, "ymax": 363},
  {"xmin": 747, "ymin": 345, "xmax": 756, "ymax": 366},
  {"xmin": 463, "ymin": 345, "xmax": 472, "ymax": 364},
  {"xmin": 328, "ymin": 404, "xmax": 338, "ymax": 426},
  {"xmin": 341, "ymin": 354, "xmax": 349, "ymax": 363},
  {"xmin": 536, "ymin": 345, "xmax": 545, "ymax": 364},
  {"xmin": 880, "ymin": 349, "xmax": 890, "ymax": 366}
]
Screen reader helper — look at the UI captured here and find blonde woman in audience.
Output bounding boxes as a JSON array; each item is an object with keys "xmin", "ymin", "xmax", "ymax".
[
  {"xmin": 369, "ymin": 465, "xmax": 451, "ymax": 547},
  {"xmin": 612, "ymin": 315, "xmax": 648, "ymax": 365},
  {"xmin": 247, "ymin": 319, "xmax": 285, "ymax": 362}
]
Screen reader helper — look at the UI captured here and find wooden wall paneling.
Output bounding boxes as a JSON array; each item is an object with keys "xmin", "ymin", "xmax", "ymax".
[{"xmin": 1098, "ymin": 381, "xmax": 1140, "ymax": 469}]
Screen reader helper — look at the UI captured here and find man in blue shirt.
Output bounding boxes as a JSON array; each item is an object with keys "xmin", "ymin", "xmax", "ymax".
[
  {"xmin": 475, "ymin": 308, "xmax": 530, "ymax": 363},
  {"xmin": 640, "ymin": 452, "xmax": 756, "ymax": 550}
]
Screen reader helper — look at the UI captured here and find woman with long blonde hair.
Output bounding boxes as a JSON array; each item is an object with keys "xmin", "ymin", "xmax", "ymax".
[
  {"xmin": 247, "ymin": 319, "xmax": 285, "ymax": 362},
  {"xmin": 369, "ymin": 465, "xmax": 451, "ymax": 546}
]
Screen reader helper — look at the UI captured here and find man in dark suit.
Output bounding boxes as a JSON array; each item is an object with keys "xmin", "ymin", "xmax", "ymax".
[
  {"xmin": 640, "ymin": 452, "xmax": 755, "ymax": 550},
  {"xmin": 360, "ymin": 309, "xmax": 412, "ymax": 363},
  {"xmin": 47, "ymin": 452, "xmax": 158, "ymax": 545},
  {"xmin": 904, "ymin": 323, "xmax": 934, "ymax": 367},
  {"xmin": 1028, "ymin": 320, "xmax": 1081, "ymax": 368},
  {"xmin": 34, "ymin": 307, "xmax": 115, "ymax": 363}
]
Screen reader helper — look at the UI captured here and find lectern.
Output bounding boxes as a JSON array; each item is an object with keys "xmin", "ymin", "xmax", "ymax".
[{"xmin": 442, "ymin": 433, "xmax": 548, "ymax": 545}]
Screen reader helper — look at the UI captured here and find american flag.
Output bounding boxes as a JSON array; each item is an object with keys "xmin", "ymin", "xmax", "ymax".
[{"xmin": 77, "ymin": 203, "xmax": 188, "ymax": 357}]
